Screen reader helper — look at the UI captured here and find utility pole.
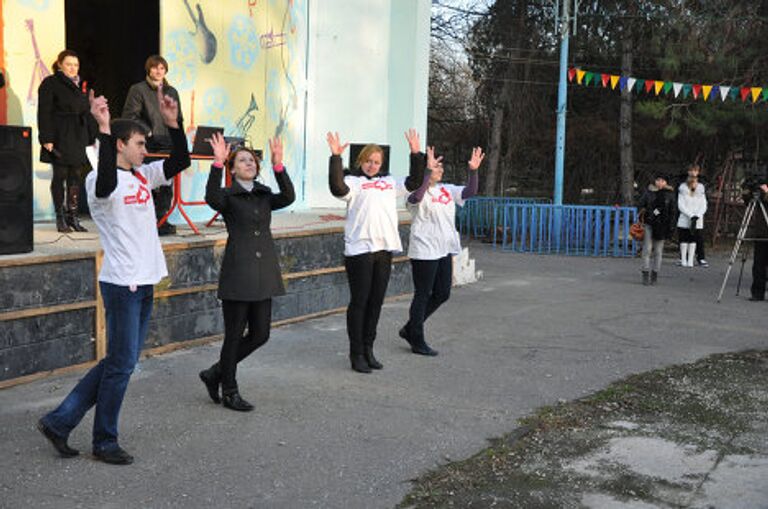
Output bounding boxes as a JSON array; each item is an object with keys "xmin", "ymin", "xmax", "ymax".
[{"xmin": 553, "ymin": 0, "xmax": 573, "ymax": 205}]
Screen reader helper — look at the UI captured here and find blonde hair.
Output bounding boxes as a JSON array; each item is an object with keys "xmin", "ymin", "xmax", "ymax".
[{"xmin": 355, "ymin": 144, "xmax": 384, "ymax": 169}]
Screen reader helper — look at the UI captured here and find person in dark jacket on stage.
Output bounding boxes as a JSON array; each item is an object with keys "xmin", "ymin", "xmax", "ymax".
[
  {"xmin": 123, "ymin": 55, "xmax": 184, "ymax": 236},
  {"xmin": 37, "ymin": 49, "xmax": 97, "ymax": 233},
  {"xmin": 199, "ymin": 133, "xmax": 295, "ymax": 411},
  {"xmin": 638, "ymin": 173, "xmax": 676, "ymax": 285}
]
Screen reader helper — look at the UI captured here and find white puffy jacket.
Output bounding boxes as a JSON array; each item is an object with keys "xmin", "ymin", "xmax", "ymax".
[{"xmin": 677, "ymin": 182, "xmax": 707, "ymax": 229}]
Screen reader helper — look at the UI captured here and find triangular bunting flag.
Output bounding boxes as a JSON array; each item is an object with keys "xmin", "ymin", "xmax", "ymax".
[
  {"xmin": 635, "ymin": 79, "xmax": 645, "ymax": 93},
  {"xmin": 610, "ymin": 75, "xmax": 620, "ymax": 89},
  {"xmin": 720, "ymin": 86, "xmax": 731, "ymax": 101},
  {"xmin": 594, "ymin": 75, "xmax": 602, "ymax": 87},
  {"xmin": 654, "ymin": 81, "xmax": 664, "ymax": 95},
  {"xmin": 673, "ymin": 82, "xmax": 683, "ymax": 97},
  {"xmin": 682, "ymin": 84, "xmax": 692, "ymax": 99},
  {"xmin": 568, "ymin": 68, "xmax": 577, "ymax": 83},
  {"xmin": 644, "ymin": 80, "xmax": 654, "ymax": 93},
  {"xmin": 601, "ymin": 73, "xmax": 610, "ymax": 87},
  {"xmin": 710, "ymin": 85, "xmax": 720, "ymax": 101},
  {"xmin": 740, "ymin": 87, "xmax": 751, "ymax": 102},
  {"xmin": 730, "ymin": 87, "xmax": 739, "ymax": 101},
  {"xmin": 692, "ymin": 84, "xmax": 702, "ymax": 99},
  {"xmin": 702, "ymin": 85, "xmax": 712, "ymax": 101},
  {"xmin": 584, "ymin": 72, "xmax": 594, "ymax": 86},
  {"xmin": 576, "ymin": 69, "xmax": 586, "ymax": 85},
  {"xmin": 763, "ymin": 89, "xmax": 768, "ymax": 102},
  {"xmin": 751, "ymin": 87, "xmax": 763, "ymax": 103},
  {"xmin": 627, "ymin": 77, "xmax": 636, "ymax": 92},
  {"xmin": 663, "ymin": 82, "xmax": 673, "ymax": 95}
]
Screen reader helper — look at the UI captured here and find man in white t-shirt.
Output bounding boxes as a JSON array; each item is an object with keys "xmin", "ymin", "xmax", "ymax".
[{"xmin": 38, "ymin": 86, "xmax": 190, "ymax": 465}]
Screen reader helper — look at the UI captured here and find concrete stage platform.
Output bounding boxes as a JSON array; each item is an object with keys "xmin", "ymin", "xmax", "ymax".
[{"xmin": 0, "ymin": 209, "xmax": 415, "ymax": 386}]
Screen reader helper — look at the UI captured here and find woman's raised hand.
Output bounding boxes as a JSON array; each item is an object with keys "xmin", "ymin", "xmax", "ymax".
[
  {"xmin": 209, "ymin": 132, "xmax": 230, "ymax": 166},
  {"xmin": 426, "ymin": 146, "xmax": 443, "ymax": 171},
  {"xmin": 468, "ymin": 147, "xmax": 485, "ymax": 171},
  {"xmin": 326, "ymin": 132, "xmax": 349, "ymax": 156},
  {"xmin": 269, "ymin": 136, "xmax": 283, "ymax": 167},
  {"xmin": 89, "ymin": 89, "xmax": 110, "ymax": 134},
  {"xmin": 405, "ymin": 128, "xmax": 421, "ymax": 154}
]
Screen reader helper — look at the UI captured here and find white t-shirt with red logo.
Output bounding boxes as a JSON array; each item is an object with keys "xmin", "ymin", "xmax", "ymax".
[
  {"xmin": 85, "ymin": 160, "xmax": 171, "ymax": 285},
  {"xmin": 339, "ymin": 175, "xmax": 406, "ymax": 256},
  {"xmin": 407, "ymin": 184, "xmax": 466, "ymax": 260}
]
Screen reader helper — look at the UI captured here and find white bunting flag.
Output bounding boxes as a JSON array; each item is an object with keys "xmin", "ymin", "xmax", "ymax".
[
  {"xmin": 719, "ymin": 86, "xmax": 730, "ymax": 101},
  {"xmin": 627, "ymin": 77, "xmax": 637, "ymax": 92},
  {"xmin": 673, "ymin": 82, "xmax": 683, "ymax": 98}
]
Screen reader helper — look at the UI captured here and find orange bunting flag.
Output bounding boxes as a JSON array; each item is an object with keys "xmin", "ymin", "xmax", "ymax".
[
  {"xmin": 601, "ymin": 73, "xmax": 610, "ymax": 87},
  {"xmin": 610, "ymin": 75, "xmax": 620, "ymax": 89},
  {"xmin": 654, "ymin": 81, "xmax": 664, "ymax": 95},
  {"xmin": 702, "ymin": 85, "xmax": 712, "ymax": 101},
  {"xmin": 568, "ymin": 68, "xmax": 577, "ymax": 82},
  {"xmin": 576, "ymin": 69, "xmax": 586, "ymax": 85},
  {"xmin": 692, "ymin": 84, "xmax": 702, "ymax": 99},
  {"xmin": 751, "ymin": 87, "xmax": 763, "ymax": 103}
]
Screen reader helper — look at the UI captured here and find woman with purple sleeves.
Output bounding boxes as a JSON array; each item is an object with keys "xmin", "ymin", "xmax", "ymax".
[{"xmin": 399, "ymin": 146, "xmax": 485, "ymax": 356}]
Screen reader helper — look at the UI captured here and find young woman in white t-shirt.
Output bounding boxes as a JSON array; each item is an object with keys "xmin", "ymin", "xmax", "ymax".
[
  {"xmin": 327, "ymin": 130, "xmax": 424, "ymax": 373},
  {"xmin": 399, "ymin": 146, "xmax": 484, "ymax": 355}
]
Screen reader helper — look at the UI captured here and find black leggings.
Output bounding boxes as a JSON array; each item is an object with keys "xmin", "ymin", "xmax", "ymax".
[
  {"xmin": 344, "ymin": 250, "xmax": 392, "ymax": 356},
  {"xmin": 752, "ymin": 241, "xmax": 768, "ymax": 300},
  {"xmin": 219, "ymin": 299, "xmax": 272, "ymax": 394},
  {"xmin": 405, "ymin": 256, "xmax": 452, "ymax": 343},
  {"xmin": 50, "ymin": 164, "xmax": 82, "ymax": 210}
]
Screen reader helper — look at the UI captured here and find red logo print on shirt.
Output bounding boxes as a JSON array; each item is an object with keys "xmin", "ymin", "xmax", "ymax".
[
  {"xmin": 431, "ymin": 188, "xmax": 452, "ymax": 204},
  {"xmin": 123, "ymin": 185, "xmax": 151, "ymax": 205},
  {"xmin": 361, "ymin": 180, "xmax": 394, "ymax": 191}
]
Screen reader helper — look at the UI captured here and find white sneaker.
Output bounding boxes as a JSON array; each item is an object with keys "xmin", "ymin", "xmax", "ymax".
[{"xmin": 698, "ymin": 259, "xmax": 709, "ymax": 268}]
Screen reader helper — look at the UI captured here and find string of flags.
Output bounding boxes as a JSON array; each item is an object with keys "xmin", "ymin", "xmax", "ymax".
[{"xmin": 568, "ymin": 67, "xmax": 768, "ymax": 104}]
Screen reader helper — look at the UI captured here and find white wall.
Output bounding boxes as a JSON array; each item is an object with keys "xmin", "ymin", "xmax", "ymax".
[{"xmin": 304, "ymin": 0, "xmax": 431, "ymax": 207}]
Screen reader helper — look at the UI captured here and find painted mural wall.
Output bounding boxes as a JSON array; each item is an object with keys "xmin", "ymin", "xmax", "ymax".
[{"xmin": 2, "ymin": 0, "xmax": 430, "ymax": 221}]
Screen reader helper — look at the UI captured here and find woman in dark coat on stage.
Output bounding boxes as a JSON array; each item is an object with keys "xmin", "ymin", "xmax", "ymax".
[
  {"xmin": 37, "ymin": 49, "xmax": 97, "ymax": 232},
  {"xmin": 199, "ymin": 133, "xmax": 295, "ymax": 411}
]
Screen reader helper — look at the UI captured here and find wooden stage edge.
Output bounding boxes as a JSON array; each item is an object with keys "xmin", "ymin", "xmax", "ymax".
[{"xmin": 0, "ymin": 294, "xmax": 412, "ymax": 391}]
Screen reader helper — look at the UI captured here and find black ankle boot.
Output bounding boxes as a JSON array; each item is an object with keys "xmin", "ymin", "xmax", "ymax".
[
  {"xmin": 350, "ymin": 354, "xmax": 372, "ymax": 373},
  {"xmin": 199, "ymin": 366, "xmax": 221, "ymax": 404},
  {"xmin": 55, "ymin": 209, "xmax": 71, "ymax": 233},
  {"xmin": 363, "ymin": 346, "xmax": 383, "ymax": 370},
  {"xmin": 65, "ymin": 186, "xmax": 87, "ymax": 232},
  {"xmin": 641, "ymin": 271, "xmax": 650, "ymax": 286},
  {"xmin": 222, "ymin": 392, "xmax": 254, "ymax": 412},
  {"xmin": 650, "ymin": 271, "xmax": 658, "ymax": 285}
]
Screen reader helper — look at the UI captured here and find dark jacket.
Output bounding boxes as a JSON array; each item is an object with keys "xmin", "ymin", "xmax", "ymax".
[
  {"xmin": 122, "ymin": 79, "xmax": 184, "ymax": 151},
  {"xmin": 638, "ymin": 184, "xmax": 676, "ymax": 240},
  {"xmin": 742, "ymin": 188, "xmax": 768, "ymax": 239},
  {"xmin": 37, "ymin": 71, "xmax": 97, "ymax": 166},
  {"xmin": 206, "ymin": 166, "xmax": 295, "ymax": 301}
]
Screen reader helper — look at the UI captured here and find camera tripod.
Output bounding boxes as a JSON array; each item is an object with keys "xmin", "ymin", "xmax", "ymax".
[{"xmin": 717, "ymin": 195, "xmax": 768, "ymax": 302}]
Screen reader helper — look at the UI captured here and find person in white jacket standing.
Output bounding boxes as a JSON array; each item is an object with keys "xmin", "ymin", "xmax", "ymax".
[{"xmin": 677, "ymin": 173, "xmax": 707, "ymax": 267}]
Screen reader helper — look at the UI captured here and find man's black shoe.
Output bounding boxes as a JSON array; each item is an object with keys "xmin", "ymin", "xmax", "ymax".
[
  {"xmin": 37, "ymin": 419, "xmax": 79, "ymax": 458},
  {"xmin": 157, "ymin": 223, "xmax": 176, "ymax": 236},
  {"xmin": 412, "ymin": 341, "xmax": 439, "ymax": 357},
  {"xmin": 93, "ymin": 446, "xmax": 134, "ymax": 465},
  {"xmin": 349, "ymin": 354, "xmax": 372, "ymax": 373}
]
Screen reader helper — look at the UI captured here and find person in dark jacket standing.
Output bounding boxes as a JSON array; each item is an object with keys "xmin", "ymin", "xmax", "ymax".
[
  {"xmin": 638, "ymin": 173, "xmax": 676, "ymax": 285},
  {"xmin": 743, "ymin": 182, "xmax": 768, "ymax": 301},
  {"xmin": 199, "ymin": 133, "xmax": 295, "ymax": 411},
  {"xmin": 37, "ymin": 49, "xmax": 97, "ymax": 233},
  {"xmin": 123, "ymin": 55, "xmax": 184, "ymax": 236}
]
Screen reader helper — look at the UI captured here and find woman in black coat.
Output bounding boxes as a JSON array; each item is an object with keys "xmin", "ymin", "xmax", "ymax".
[
  {"xmin": 199, "ymin": 133, "xmax": 295, "ymax": 411},
  {"xmin": 37, "ymin": 50, "xmax": 97, "ymax": 232}
]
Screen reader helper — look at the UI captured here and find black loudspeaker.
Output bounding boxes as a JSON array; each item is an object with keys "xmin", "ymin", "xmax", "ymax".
[{"xmin": 0, "ymin": 126, "xmax": 33, "ymax": 255}]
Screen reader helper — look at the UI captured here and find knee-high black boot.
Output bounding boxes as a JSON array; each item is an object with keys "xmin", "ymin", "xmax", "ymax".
[{"xmin": 65, "ymin": 186, "xmax": 88, "ymax": 232}]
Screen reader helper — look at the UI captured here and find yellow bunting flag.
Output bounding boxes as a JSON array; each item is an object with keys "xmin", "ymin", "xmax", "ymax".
[
  {"xmin": 702, "ymin": 85, "xmax": 712, "ymax": 101},
  {"xmin": 610, "ymin": 75, "xmax": 620, "ymax": 89},
  {"xmin": 654, "ymin": 81, "xmax": 664, "ymax": 95},
  {"xmin": 576, "ymin": 69, "xmax": 586, "ymax": 85},
  {"xmin": 752, "ymin": 87, "xmax": 763, "ymax": 103}
]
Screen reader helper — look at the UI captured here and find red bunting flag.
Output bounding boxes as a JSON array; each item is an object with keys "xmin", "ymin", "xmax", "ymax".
[
  {"xmin": 601, "ymin": 74, "xmax": 610, "ymax": 87},
  {"xmin": 741, "ymin": 87, "xmax": 751, "ymax": 102},
  {"xmin": 568, "ymin": 68, "xmax": 577, "ymax": 83},
  {"xmin": 644, "ymin": 80, "xmax": 654, "ymax": 93},
  {"xmin": 692, "ymin": 84, "xmax": 702, "ymax": 99}
]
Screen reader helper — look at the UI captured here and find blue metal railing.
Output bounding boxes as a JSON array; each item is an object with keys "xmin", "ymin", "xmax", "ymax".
[{"xmin": 458, "ymin": 197, "xmax": 638, "ymax": 257}]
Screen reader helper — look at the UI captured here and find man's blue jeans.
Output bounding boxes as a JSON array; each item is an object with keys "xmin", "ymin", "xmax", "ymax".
[{"xmin": 41, "ymin": 282, "xmax": 153, "ymax": 452}]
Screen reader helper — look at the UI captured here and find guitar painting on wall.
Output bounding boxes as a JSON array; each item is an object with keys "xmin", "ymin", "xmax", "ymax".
[{"xmin": 183, "ymin": 0, "xmax": 217, "ymax": 64}]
